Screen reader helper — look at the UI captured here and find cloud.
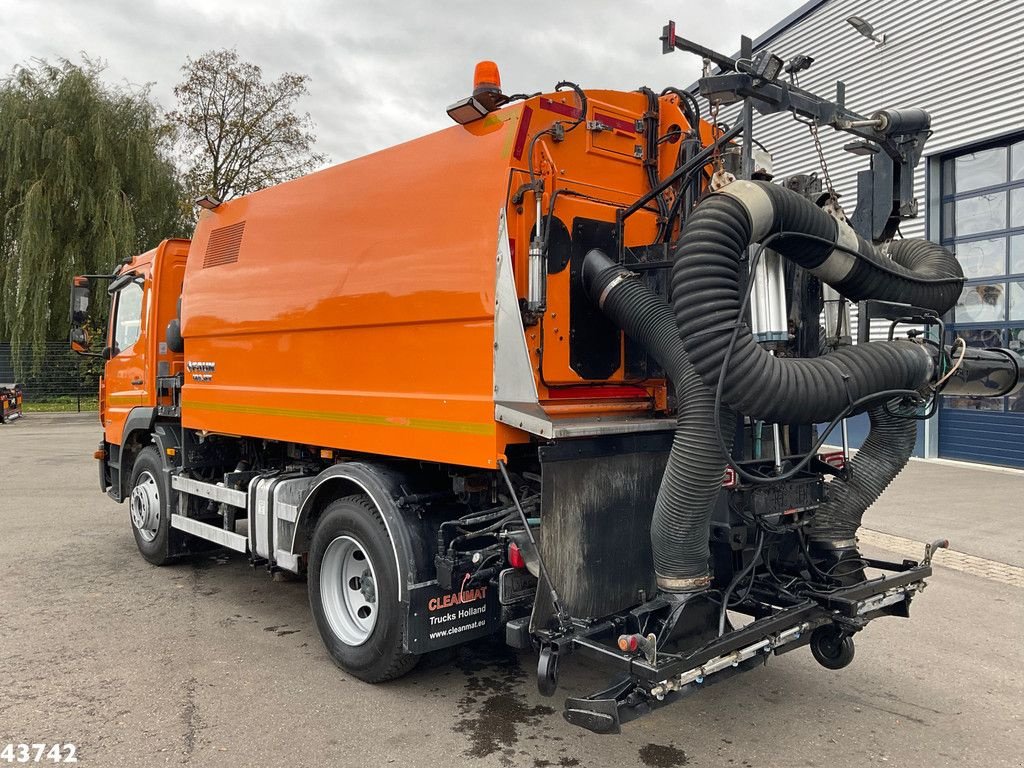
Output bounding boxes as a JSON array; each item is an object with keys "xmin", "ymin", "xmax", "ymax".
[{"xmin": 1, "ymin": 0, "xmax": 807, "ymax": 164}]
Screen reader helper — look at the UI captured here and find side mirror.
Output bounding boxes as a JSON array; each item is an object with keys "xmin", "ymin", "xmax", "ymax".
[
  {"xmin": 70, "ymin": 276, "xmax": 91, "ymax": 325},
  {"xmin": 69, "ymin": 276, "xmax": 104, "ymax": 357},
  {"xmin": 107, "ymin": 272, "xmax": 139, "ymax": 294},
  {"xmin": 70, "ymin": 327, "xmax": 90, "ymax": 354}
]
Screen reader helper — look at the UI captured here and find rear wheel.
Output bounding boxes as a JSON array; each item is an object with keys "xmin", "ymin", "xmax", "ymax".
[
  {"xmin": 308, "ymin": 495, "xmax": 419, "ymax": 682},
  {"xmin": 128, "ymin": 446, "xmax": 178, "ymax": 565}
]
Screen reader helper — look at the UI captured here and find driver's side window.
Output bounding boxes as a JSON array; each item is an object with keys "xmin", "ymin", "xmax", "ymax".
[{"xmin": 111, "ymin": 282, "xmax": 144, "ymax": 354}]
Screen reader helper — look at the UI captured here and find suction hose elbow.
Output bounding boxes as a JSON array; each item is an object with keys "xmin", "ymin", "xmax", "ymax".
[{"xmin": 672, "ymin": 181, "xmax": 963, "ymax": 424}]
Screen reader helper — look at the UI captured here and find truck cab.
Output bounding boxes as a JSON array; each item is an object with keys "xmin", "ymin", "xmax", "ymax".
[{"xmin": 70, "ymin": 238, "xmax": 189, "ymax": 499}]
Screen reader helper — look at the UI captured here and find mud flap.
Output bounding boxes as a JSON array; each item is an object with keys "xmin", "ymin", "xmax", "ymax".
[
  {"xmin": 405, "ymin": 581, "xmax": 502, "ymax": 653},
  {"xmin": 531, "ymin": 432, "xmax": 672, "ymax": 632}
]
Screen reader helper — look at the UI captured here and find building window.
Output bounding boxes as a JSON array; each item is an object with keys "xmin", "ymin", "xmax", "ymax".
[{"xmin": 941, "ymin": 134, "xmax": 1024, "ymax": 413}]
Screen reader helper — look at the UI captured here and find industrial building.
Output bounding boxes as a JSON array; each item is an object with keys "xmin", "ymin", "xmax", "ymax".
[{"xmin": 730, "ymin": 0, "xmax": 1024, "ymax": 466}]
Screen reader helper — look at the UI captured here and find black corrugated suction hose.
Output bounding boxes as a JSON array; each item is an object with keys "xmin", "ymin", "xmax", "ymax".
[
  {"xmin": 583, "ymin": 249, "xmax": 733, "ymax": 590},
  {"xmin": 817, "ymin": 341, "xmax": 1024, "ymax": 549},
  {"xmin": 672, "ymin": 180, "xmax": 964, "ymax": 556},
  {"xmin": 809, "ymin": 400, "xmax": 918, "ymax": 546},
  {"xmin": 672, "ymin": 181, "xmax": 963, "ymax": 424}
]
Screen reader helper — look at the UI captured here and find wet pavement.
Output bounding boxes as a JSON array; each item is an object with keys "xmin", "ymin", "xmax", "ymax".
[{"xmin": 1, "ymin": 414, "xmax": 1021, "ymax": 767}]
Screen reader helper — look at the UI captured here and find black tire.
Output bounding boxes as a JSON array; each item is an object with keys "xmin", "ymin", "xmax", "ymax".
[
  {"xmin": 307, "ymin": 495, "xmax": 419, "ymax": 683},
  {"xmin": 537, "ymin": 646, "xmax": 559, "ymax": 697},
  {"xmin": 128, "ymin": 445, "xmax": 179, "ymax": 566},
  {"xmin": 810, "ymin": 625, "xmax": 856, "ymax": 670}
]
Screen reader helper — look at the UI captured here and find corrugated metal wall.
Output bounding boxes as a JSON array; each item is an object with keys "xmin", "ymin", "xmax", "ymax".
[
  {"xmin": 724, "ymin": 0, "xmax": 1024, "ymax": 460},
  {"xmin": 738, "ymin": 0, "xmax": 1022, "ymax": 238}
]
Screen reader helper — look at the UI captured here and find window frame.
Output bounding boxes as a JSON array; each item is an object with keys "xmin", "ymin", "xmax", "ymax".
[
  {"xmin": 940, "ymin": 133, "xmax": 1024, "ymax": 414},
  {"xmin": 109, "ymin": 279, "xmax": 146, "ymax": 356}
]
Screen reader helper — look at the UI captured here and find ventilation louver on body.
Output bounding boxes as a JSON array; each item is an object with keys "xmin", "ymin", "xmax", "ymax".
[{"xmin": 203, "ymin": 221, "xmax": 246, "ymax": 268}]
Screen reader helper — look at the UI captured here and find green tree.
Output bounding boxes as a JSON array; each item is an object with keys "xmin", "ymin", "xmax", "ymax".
[
  {"xmin": 171, "ymin": 49, "xmax": 327, "ymax": 202},
  {"xmin": 0, "ymin": 58, "xmax": 186, "ymax": 359}
]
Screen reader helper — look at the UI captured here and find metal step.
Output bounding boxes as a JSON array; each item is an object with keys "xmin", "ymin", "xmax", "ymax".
[
  {"xmin": 171, "ymin": 514, "xmax": 248, "ymax": 552},
  {"xmin": 171, "ymin": 475, "xmax": 247, "ymax": 507}
]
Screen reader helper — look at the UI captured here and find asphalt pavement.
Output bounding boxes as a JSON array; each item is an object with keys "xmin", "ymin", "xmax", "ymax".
[{"xmin": 1, "ymin": 413, "xmax": 1021, "ymax": 768}]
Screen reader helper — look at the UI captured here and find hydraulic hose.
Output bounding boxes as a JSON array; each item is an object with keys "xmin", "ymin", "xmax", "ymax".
[
  {"xmin": 672, "ymin": 180, "xmax": 964, "ymax": 424},
  {"xmin": 583, "ymin": 248, "xmax": 733, "ymax": 591}
]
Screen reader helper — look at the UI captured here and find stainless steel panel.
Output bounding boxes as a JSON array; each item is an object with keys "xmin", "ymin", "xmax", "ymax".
[{"xmin": 170, "ymin": 514, "xmax": 248, "ymax": 552}]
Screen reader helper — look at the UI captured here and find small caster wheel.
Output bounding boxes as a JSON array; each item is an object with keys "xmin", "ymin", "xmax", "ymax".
[
  {"xmin": 537, "ymin": 645, "xmax": 560, "ymax": 697},
  {"xmin": 810, "ymin": 625, "xmax": 855, "ymax": 670}
]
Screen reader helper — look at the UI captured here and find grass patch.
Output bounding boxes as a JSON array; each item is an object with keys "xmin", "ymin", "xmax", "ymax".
[{"xmin": 22, "ymin": 395, "xmax": 99, "ymax": 412}]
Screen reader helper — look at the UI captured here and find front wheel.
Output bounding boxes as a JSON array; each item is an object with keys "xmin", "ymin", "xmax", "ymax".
[
  {"xmin": 128, "ymin": 445, "xmax": 179, "ymax": 565},
  {"xmin": 307, "ymin": 495, "xmax": 419, "ymax": 682}
]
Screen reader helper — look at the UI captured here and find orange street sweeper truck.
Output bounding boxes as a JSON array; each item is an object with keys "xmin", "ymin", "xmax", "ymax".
[{"xmin": 69, "ymin": 26, "xmax": 1023, "ymax": 731}]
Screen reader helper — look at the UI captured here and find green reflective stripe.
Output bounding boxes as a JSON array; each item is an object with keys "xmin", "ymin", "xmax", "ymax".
[{"xmin": 187, "ymin": 399, "xmax": 494, "ymax": 436}]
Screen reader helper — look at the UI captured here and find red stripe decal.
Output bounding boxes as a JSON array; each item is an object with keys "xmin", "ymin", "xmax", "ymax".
[
  {"xmin": 547, "ymin": 385, "xmax": 650, "ymax": 400},
  {"xmin": 594, "ymin": 112, "xmax": 636, "ymax": 135},
  {"xmin": 512, "ymin": 105, "xmax": 533, "ymax": 160},
  {"xmin": 539, "ymin": 97, "xmax": 582, "ymax": 119}
]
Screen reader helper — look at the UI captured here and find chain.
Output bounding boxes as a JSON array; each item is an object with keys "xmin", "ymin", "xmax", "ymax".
[
  {"xmin": 710, "ymin": 100, "xmax": 722, "ymax": 171},
  {"xmin": 809, "ymin": 119, "xmax": 852, "ymax": 223},
  {"xmin": 808, "ymin": 120, "xmax": 836, "ymax": 201},
  {"xmin": 707, "ymin": 99, "xmax": 738, "ymax": 191}
]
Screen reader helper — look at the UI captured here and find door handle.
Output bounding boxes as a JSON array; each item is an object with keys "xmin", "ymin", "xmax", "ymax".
[{"xmin": 131, "ymin": 378, "xmax": 144, "ymax": 386}]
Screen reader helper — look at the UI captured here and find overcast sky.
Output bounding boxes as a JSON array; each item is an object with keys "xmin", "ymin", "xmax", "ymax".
[{"xmin": 0, "ymin": 0, "xmax": 808, "ymax": 164}]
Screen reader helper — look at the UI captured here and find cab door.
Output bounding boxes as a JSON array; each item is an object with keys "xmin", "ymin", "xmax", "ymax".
[{"xmin": 104, "ymin": 268, "xmax": 150, "ymax": 446}]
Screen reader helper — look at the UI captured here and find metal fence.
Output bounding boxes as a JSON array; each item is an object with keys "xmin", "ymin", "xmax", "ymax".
[{"xmin": 0, "ymin": 341, "xmax": 101, "ymax": 411}]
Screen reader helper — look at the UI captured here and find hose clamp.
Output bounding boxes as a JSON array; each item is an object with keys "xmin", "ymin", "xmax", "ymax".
[
  {"xmin": 828, "ymin": 538, "xmax": 859, "ymax": 550},
  {"xmin": 716, "ymin": 179, "xmax": 774, "ymax": 241},
  {"xmin": 656, "ymin": 574, "xmax": 712, "ymax": 592},
  {"xmin": 808, "ymin": 537, "xmax": 858, "ymax": 550},
  {"xmin": 597, "ymin": 270, "xmax": 636, "ymax": 310}
]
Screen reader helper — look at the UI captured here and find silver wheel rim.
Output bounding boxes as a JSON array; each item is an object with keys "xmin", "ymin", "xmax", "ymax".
[
  {"xmin": 130, "ymin": 470, "xmax": 161, "ymax": 542},
  {"xmin": 320, "ymin": 535, "xmax": 378, "ymax": 646}
]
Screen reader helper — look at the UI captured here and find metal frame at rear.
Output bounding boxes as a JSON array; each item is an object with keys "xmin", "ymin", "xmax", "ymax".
[{"xmin": 547, "ymin": 556, "xmax": 932, "ymax": 733}]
